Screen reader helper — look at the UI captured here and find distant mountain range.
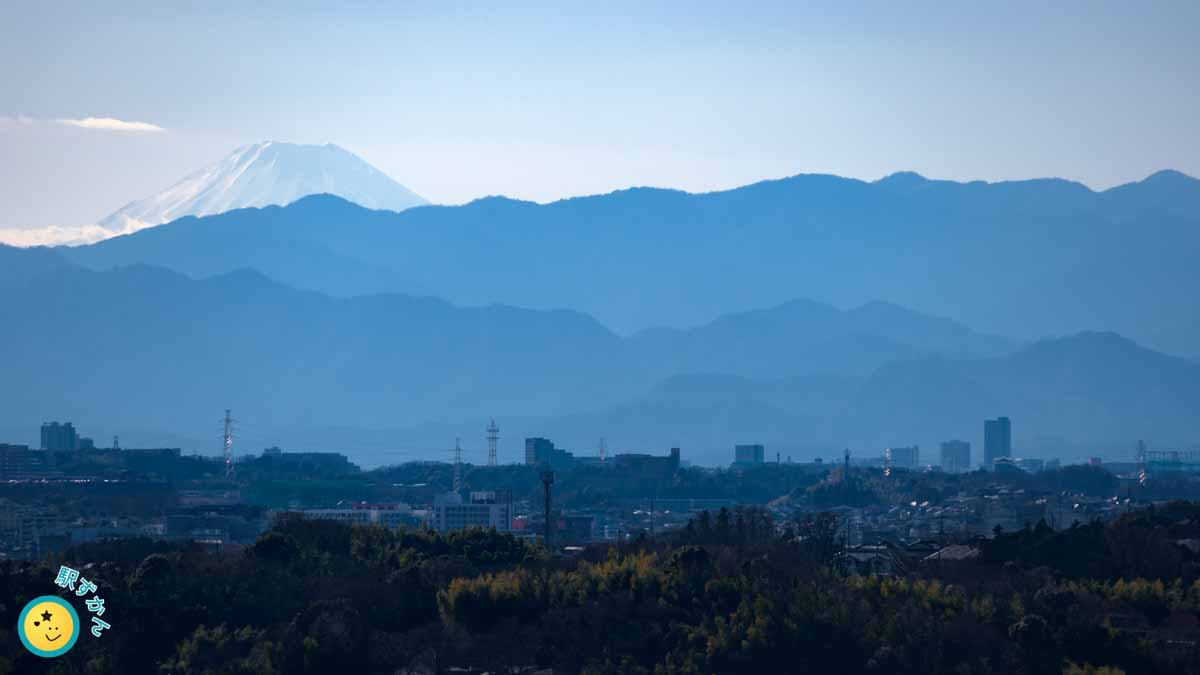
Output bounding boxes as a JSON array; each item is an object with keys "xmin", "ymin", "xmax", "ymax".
[
  {"xmin": 62, "ymin": 168, "xmax": 1200, "ymax": 356},
  {"xmin": 626, "ymin": 298, "xmax": 1014, "ymax": 378},
  {"xmin": 4, "ymin": 244, "xmax": 1196, "ymax": 466},
  {"xmin": 95, "ymin": 141, "xmax": 426, "ymax": 237},
  {"xmin": 7, "ymin": 148, "xmax": 1198, "ymax": 464},
  {"xmin": 527, "ymin": 332, "xmax": 1200, "ymax": 465}
]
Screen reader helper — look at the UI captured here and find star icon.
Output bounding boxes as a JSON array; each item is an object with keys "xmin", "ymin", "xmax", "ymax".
[{"xmin": 40, "ymin": 610, "xmax": 53, "ymax": 622}]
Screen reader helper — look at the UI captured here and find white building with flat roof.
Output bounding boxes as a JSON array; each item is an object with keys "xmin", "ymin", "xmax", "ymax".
[
  {"xmin": 286, "ymin": 503, "xmax": 415, "ymax": 529},
  {"xmin": 432, "ymin": 491, "xmax": 512, "ymax": 532}
]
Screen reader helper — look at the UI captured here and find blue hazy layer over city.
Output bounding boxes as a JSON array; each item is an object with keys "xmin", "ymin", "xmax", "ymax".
[{"xmin": 2, "ymin": 2, "xmax": 1199, "ymax": 467}]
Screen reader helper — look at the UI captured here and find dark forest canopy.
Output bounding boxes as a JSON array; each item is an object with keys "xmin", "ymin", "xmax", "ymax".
[{"xmin": 4, "ymin": 503, "xmax": 1200, "ymax": 674}]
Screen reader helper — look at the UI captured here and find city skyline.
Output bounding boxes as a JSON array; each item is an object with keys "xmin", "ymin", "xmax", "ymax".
[{"xmin": 8, "ymin": 412, "xmax": 1162, "ymax": 472}]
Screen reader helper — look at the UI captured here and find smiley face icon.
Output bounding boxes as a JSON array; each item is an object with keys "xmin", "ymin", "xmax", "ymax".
[{"xmin": 17, "ymin": 595, "xmax": 79, "ymax": 657}]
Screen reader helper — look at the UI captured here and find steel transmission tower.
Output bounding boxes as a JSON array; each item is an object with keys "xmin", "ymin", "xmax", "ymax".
[
  {"xmin": 222, "ymin": 409, "xmax": 234, "ymax": 479},
  {"xmin": 486, "ymin": 419, "xmax": 499, "ymax": 466},
  {"xmin": 453, "ymin": 437, "xmax": 463, "ymax": 492},
  {"xmin": 541, "ymin": 470, "xmax": 555, "ymax": 548}
]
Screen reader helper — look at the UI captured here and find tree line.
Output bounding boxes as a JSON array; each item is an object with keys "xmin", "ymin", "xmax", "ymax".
[{"xmin": 2, "ymin": 503, "xmax": 1199, "ymax": 674}]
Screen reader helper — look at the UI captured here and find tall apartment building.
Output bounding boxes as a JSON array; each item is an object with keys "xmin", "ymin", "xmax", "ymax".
[
  {"xmin": 984, "ymin": 417, "xmax": 1012, "ymax": 468},
  {"xmin": 40, "ymin": 422, "xmax": 78, "ymax": 451},
  {"xmin": 940, "ymin": 440, "xmax": 971, "ymax": 473}
]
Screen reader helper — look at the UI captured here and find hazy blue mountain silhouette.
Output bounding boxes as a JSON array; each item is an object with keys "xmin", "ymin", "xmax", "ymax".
[
  {"xmin": 1098, "ymin": 169, "xmax": 1200, "ymax": 219},
  {"xmin": 62, "ymin": 169, "xmax": 1200, "ymax": 355},
  {"xmin": 0, "ymin": 246, "xmax": 627, "ymax": 450},
  {"xmin": 5, "ymin": 245, "xmax": 1196, "ymax": 465},
  {"xmin": 843, "ymin": 331, "xmax": 1200, "ymax": 456},
  {"xmin": 553, "ymin": 332, "xmax": 1200, "ymax": 465},
  {"xmin": 1, "ymin": 244, "xmax": 1008, "ymax": 436},
  {"xmin": 627, "ymin": 299, "xmax": 1014, "ymax": 378}
]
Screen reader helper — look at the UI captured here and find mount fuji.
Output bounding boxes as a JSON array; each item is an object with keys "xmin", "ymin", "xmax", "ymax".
[{"xmin": 95, "ymin": 141, "xmax": 427, "ymax": 236}]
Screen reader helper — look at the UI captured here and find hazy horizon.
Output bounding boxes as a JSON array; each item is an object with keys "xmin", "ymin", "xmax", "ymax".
[{"xmin": 2, "ymin": 1, "xmax": 1198, "ymax": 468}]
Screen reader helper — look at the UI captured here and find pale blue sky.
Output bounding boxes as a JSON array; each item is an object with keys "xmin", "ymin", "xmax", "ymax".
[{"xmin": 2, "ymin": 1, "xmax": 1198, "ymax": 233}]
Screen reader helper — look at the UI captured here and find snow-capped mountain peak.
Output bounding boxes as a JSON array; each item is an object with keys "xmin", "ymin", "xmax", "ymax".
[{"xmin": 97, "ymin": 141, "xmax": 427, "ymax": 235}]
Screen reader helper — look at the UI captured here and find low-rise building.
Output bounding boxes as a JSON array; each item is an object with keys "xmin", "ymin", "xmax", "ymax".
[
  {"xmin": 613, "ymin": 447, "xmax": 680, "ymax": 476},
  {"xmin": 0, "ymin": 444, "xmax": 48, "ymax": 479},
  {"xmin": 286, "ymin": 503, "xmax": 416, "ymax": 529},
  {"xmin": 834, "ymin": 543, "xmax": 905, "ymax": 576},
  {"xmin": 524, "ymin": 438, "xmax": 576, "ymax": 468},
  {"xmin": 433, "ymin": 491, "xmax": 512, "ymax": 532},
  {"xmin": 734, "ymin": 444, "xmax": 765, "ymax": 466},
  {"xmin": 1015, "ymin": 458, "xmax": 1045, "ymax": 473}
]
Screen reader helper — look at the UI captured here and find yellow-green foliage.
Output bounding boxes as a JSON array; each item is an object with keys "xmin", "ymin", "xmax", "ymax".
[{"xmin": 1063, "ymin": 662, "xmax": 1126, "ymax": 675}]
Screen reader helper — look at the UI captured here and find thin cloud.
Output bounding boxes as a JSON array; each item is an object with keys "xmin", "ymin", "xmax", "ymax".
[
  {"xmin": 56, "ymin": 116, "xmax": 165, "ymax": 132},
  {"xmin": 0, "ymin": 116, "xmax": 39, "ymax": 127},
  {"xmin": 0, "ymin": 115, "xmax": 165, "ymax": 132},
  {"xmin": 0, "ymin": 219, "xmax": 151, "ymax": 247}
]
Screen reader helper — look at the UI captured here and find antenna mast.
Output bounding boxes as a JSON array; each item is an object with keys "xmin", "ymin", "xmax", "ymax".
[
  {"xmin": 1136, "ymin": 439, "xmax": 1147, "ymax": 486},
  {"xmin": 222, "ymin": 409, "xmax": 234, "ymax": 479},
  {"xmin": 486, "ymin": 419, "xmax": 499, "ymax": 466}
]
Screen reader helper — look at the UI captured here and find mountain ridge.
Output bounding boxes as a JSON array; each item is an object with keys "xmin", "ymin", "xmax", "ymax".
[
  {"xmin": 4, "ymin": 244, "xmax": 1195, "ymax": 466},
  {"xmin": 61, "ymin": 168, "xmax": 1200, "ymax": 357},
  {"xmin": 95, "ymin": 141, "xmax": 428, "ymax": 236}
]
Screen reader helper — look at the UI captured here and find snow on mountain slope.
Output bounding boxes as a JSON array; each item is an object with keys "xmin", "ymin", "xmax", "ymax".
[{"xmin": 96, "ymin": 141, "xmax": 427, "ymax": 234}]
